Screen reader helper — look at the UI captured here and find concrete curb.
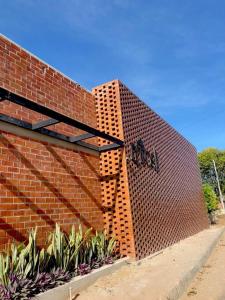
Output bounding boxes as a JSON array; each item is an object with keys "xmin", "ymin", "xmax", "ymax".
[
  {"xmin": 167, "ymin": 226, "xmax": 225, "ymax": 300},
  {"xmin": 35, "ymin": 257, "xmax": 129, "ymax": 300}
]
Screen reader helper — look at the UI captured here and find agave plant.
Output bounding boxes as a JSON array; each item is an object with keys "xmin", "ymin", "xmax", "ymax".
[{"xmin": 105, "ymin": 235, "xmax": 117, "ymax": 259}]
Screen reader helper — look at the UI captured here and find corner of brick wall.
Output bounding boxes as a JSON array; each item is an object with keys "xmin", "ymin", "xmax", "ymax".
[
  {"xmin": 92, "ymin": 80, "xmax": 136, "ymax": 258},
  {"xmin": 93, "ymin": 79, "xmax": 209, "ymax": 260}
]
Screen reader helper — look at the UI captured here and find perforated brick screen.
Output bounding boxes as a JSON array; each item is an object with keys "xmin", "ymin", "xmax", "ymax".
[
  {"xmin": 93, "ymin": 80, "xmax": 208, "ymax": 259},
  {"xmin": 93, "ymin": 81, "xmax": 135, "ymax": 257}
]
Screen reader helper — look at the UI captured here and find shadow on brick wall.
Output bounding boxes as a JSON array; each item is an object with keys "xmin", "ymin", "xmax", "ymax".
[
  {"xmin": 0, "ymin": 216, "xmax": 28, "ymax": 245},
  {"xmin": 98, "ymin": 148, "xmax": 126, "ymax": 251},
  {"xmin": 45, "ymin": 145, "xmax": 103, "ymax": 213},
  {"xmin": 0, "ymin": 134, "xmax": 101, "ymax": 246}
]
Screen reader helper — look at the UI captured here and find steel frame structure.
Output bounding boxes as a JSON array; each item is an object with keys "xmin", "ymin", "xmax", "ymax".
[{"xmin": 0, "ymin": 87, "xmax": 124, "ymax": 153}]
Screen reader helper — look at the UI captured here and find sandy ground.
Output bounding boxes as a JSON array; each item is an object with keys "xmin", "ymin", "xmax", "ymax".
[
  {"xmin": 70, "ymin": 224, "xmax": 224, "ymax": 300},
  {"xmin": 181, "ymin": 215, "xmax": 225, "ymax": 300}
]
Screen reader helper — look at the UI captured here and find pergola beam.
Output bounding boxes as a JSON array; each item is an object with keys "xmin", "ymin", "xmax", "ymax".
[
  {"xmin": 0, "ymin": 87, "xmax": 124, "ymax": 153},
  {"xmin": 32, "ymin": 118, "xmax": 59, "ymax": 130},
  {"xmin": 0, "ymin": 114, "xmax": 122, "ymax": 152},
  {"xmin": 0, "ymin": 87, "xmax": 123, "ymax": 146},
  {"xmin": 0, "ymin": 113, "xmax": 99, "ymax": 152},
  {"xmin": 70, "ymin": 133, "xmax": 95, "ymax": 143},
  {"xmin": 99, "ymin": 143, "xmax": 121, "ymax": 152}
]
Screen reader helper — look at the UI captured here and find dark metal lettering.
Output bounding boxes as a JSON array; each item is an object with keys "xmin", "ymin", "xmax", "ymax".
[{"xmin": 131, "ymin": 139, "xmax": 159, "ymax": 172}]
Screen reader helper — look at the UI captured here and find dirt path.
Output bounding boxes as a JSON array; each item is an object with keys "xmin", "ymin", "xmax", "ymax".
[
  {"xmin": 181, "ymin": 216, "xmax": 225, "ymax": 300},
  {"xmin": 70, "ymin": 226, "xmax": 224, "ymax": 300}
]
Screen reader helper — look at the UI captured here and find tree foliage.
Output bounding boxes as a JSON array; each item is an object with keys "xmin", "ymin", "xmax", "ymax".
[
  {"xmin": 202, "ymin": 183, "xmax": 218, "ymax": 213},
  {"xmin": 198, "ymin": 148, "xmax": 225, "ymax": 195}
]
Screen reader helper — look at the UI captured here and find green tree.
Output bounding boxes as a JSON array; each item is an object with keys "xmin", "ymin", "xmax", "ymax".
[
  {"xmin": 202, "ymin": 183, "xmax": 218, "ymax": 213},
  {"xmin": 198, "ymin": 148, "xmax": 225, "ymax": 196}
]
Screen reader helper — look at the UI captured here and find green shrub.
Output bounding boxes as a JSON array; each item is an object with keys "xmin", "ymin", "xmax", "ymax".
[{"xmin": 203, "ymin": 183, "xmax": 218, "ymax": 213}]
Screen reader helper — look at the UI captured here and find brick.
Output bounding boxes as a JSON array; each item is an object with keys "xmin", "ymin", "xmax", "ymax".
[
  {"xmin": 93, "ymin": 79, "xmax": 208, "ymax": 259},
  {"xmin": 0, "ymin": 35, "xmax": 103, "ymax": 250}
]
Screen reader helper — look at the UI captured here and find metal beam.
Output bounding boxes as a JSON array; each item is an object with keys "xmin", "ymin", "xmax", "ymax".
[
  {"xmin": 0, "ymin": 87, "xmax": 124, "ymax": 146},
  {"xmin": 0, "ymin": 113, "xmax": 99, "ymax": 153},
  {"xmin": 99, "ymin": 143, "xmax": 121, "ymax": 152},
  {"xmin": 70, "ymin": 133, "xmax": 95, "ymax": 143},
  {"xmin": 32, "ymin": 118, "xmax": 59, "ymax": 130},
  {"xmin": 0, "ymin": 113, "xmax": 120, "ymax": 153}
]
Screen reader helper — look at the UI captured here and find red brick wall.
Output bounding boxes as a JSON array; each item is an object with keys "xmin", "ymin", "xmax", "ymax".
[
  {"xmin": 93, "ymin": 80, "xmax": 209, "ymax": 259},
  {"xmin": 93, "ymin": 81, "xmax": 136, "ymax": 257},
  {"xmin": 0, "ymin": 35, "xmax": 103, "ymax": 248},
  {"xmin": 0, "ymin": 35, "xmax": 208, "ymax": 259}
]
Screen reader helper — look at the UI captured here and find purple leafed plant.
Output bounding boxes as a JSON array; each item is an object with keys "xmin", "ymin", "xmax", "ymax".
[
  {"xmin": 0, "ymin": 269, "xmax": 71, "ymax": 300},
  {"xmin": 104, "ymin": 256, "xmax": 114, "ymax": 265},
  {"xmin": 77, "ymin": 263, "xmax": 91, "ymax": 276}
]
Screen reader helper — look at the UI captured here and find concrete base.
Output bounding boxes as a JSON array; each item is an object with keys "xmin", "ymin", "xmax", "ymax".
[{"xmin": 74, "ymin": 227, "xmax": 225, "ymax": 300}]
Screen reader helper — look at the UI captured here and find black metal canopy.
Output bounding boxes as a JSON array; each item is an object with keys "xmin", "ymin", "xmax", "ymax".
[{"xmin": 0, "ymin": 87, "xmax": 124, "ymax": 153}]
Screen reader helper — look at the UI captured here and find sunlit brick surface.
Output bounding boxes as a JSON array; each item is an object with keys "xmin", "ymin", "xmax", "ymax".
[
  {"xmin": 93, "ymin": 81, "xmax": 135, "ymax": 257},
  {"xmin": 0, "ymin": 35, "xmax": 102, "ymax": 249},
  {"xmin": 93, "ymin": 80, "xmax": 208, "ymax": 259},
  {"xmin": 0, "ymin": 34, "xmax": 208, "ymax": 258}
]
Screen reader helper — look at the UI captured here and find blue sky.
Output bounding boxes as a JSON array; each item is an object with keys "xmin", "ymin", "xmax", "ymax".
[{"xmin": 1, "ymin": 0, "xmax": 225, "ymax": 151}]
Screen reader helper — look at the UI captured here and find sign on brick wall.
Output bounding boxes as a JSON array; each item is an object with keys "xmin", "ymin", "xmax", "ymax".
[{"xmin": 131, "ymin": 139, "xmax": 159, "ymax": 172}]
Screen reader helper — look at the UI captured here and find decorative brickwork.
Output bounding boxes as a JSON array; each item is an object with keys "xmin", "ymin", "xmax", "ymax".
[
  {"xmin": 93, "ymin": 80, "xmax": 209, "ymax": 259},
  {"xmin": 0, "ymin": 35, "xmax": 208, "ymax": 259},
  {"xmin": 93, "ymin": 81, "xmax": 135, "ymax": 257}
]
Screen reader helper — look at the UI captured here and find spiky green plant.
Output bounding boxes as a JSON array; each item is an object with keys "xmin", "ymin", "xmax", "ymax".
[
  {"xmin": 13, "ymin": 228, "xmax": 44, "ymax": 278},
  {"xmin": 47, "ymin": 224, "xmax": 92, "ymax": 271},
  {"xmin": 47, "ymin": 224, "xmax": 68, "ymax": 270},
  {"xmin": 72, "ymin": 226, "xmax": 92, "ymax": 267},
  {"xmin": 0, "ymin": 253, "xmax": 10, "ymax": 286},
  {"xmin": 93, "ymin": 231, "xmax": 116, "ymax": 262}
]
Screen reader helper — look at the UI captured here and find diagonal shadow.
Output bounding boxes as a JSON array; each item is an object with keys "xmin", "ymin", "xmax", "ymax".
[
  {"xmin": 106, "ymin": 148, "xmax": 125, "ymax": 234},
  {"xmin": 90, "ymin": 148, "xmax": 124, "ymax": 235},
  {"xmin": 0, "ymin": 174, "xmax": 56, "ymax": 229},
  {"xmin": 0, "ymin": 135, "xmax": 95, "ymax": 230},
  {"xmin": 80, "ymin": 154, "xmax": 101, "ymax": 180},
  {"xmin": 0, "ymin": 217, "xmax": 28, "ymax": 244},
  {"xmin": 45, "ymin": 145, "xmax": 104, "ymax": 213}
]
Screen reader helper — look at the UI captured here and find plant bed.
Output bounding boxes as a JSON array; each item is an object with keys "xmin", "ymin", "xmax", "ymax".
[
  {"xmin": 0, "ymin": 224, "xmax": 119, "ymax": 300},
  {"xmin": 35, "ymin": 257, "xmax": 128, "ymax": 300}
]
